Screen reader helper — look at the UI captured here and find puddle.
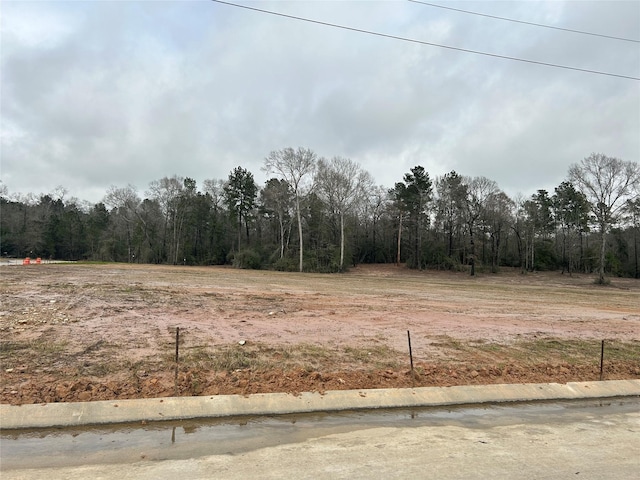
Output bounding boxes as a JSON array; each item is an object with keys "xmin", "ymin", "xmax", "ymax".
[{"xmin": 1, "ymin": 398, "xmax": 637, "ymax": 470}]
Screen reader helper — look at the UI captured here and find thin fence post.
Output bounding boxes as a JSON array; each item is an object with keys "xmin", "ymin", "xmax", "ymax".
[
  {"xmin": 174, "ymin": 327, "xmax": 180, "ymax": 395},
  {"xmin": 599, "ymin": 339, "xmax": 605, "ymax": 381},
  {"xmin": 407, "ymin": 330, "xmax": 414, "ymax": 376}
]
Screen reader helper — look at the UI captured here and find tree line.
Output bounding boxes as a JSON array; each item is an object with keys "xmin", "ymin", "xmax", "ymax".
[{"xmin": 1, "ymin": 151, "xmax": 639, "ymax": 281}]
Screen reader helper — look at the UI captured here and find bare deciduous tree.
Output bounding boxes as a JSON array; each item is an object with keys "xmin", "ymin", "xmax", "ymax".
[
  {"xmin": 104, "ymin": 184, "xmax": 141, "ymax": 261},
  {"xmin": 484, "ymin": 190, "xmax": 513, "ymax": 273},
  {"xmin": 264, "ymin": 147, "xmax": 317, "ymax": 272},
  {"xmin": 316, "ymin": 157, "xmax": 373, "ymax": 270},
  {"xmin": 147, "ymin": 175, "xmax": 186, "ymax": 265},
  {"xmin": 203, "ymin": 178, "xmax": 225, "ymax": 213},
  {"xmin": 568, "ymin": 153, "xmax": 640, "ymax": 283},
  {"xmin": 261, "ymin": 178, "xmax": 294, "ymax": 260},
  {"xmin": 462, "ymin": 176, "xmax": 498, "ymax": 276}
]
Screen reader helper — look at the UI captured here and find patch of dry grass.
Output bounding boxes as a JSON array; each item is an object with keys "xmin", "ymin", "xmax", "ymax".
[{"xmin": 430, "ymin": 336, "xmax": 640, "ymax": 366}]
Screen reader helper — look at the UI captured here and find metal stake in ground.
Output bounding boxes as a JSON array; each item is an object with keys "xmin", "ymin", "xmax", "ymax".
[
  {"xmin": 407, "ymin": 330, "xmax": 414, "ymax": 375},
  {"xmin": 174, "ymin": 327, "xmax": 180, "ymax": 395},
  {"xmin": 600, "ymin": 340, "xmax": 605, "ymax": 381}
]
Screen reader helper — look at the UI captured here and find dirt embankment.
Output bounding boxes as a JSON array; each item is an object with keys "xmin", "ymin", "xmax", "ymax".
[{"xmin": 1, "ymin": 264, "xmax": 638, "ymax": 404}]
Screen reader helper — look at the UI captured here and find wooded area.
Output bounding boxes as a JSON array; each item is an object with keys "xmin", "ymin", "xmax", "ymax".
[{"xmin": 1, "ymin": 152, "xmax": 639, "ymax": 279}]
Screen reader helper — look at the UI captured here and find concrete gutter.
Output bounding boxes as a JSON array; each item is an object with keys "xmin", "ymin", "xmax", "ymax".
[{"xmin": 1, "ymin": 379, "xmax": 639, "ymax": 430}]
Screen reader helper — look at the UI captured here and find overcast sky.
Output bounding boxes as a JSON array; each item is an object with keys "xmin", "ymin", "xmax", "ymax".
[{"xmin": 1, "ymin": 0, "xmax": 639, "ymax": 205}]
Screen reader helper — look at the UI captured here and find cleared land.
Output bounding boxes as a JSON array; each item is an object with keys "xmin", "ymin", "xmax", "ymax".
[{"xmin": 1, "ymin": 263, "xmax": 638, "ymax": 404}]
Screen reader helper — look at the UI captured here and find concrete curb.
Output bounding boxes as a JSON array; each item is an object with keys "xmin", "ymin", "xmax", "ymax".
[{"xmin": 1, "ymin": 380, "xmax": 639, "ymax": 430}]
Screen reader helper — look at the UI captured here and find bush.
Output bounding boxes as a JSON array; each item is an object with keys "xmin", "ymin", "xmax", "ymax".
[
  {"xmin": 231, "ymin": 249, "xmax": 263, "ymax": 269},
  {"xmin": 534, "ymin": 239, "xmax": 558, "ymax": 271},
  {"xmin": 271, "ymin": 256, "xmax": 298, "ymax": 272},
  {"xmin": 438, "ymin": 255, "xmax": 466, "ymax": 272},
  {"xmin": 305, "ymin": 244, "xmax": 343, "ymax": 273}
]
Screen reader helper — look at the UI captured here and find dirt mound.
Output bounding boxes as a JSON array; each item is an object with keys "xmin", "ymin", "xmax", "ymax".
[{"xmin": 5, "ymin": 361, "xmax": 639, "ymax": 405}]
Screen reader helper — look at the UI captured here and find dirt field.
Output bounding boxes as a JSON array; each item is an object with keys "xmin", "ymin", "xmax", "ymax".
[{"xmin": 1, "ymin": 263, "xmax": 639, "ymax": 405}]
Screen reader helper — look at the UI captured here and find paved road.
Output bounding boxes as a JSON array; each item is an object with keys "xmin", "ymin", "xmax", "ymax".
[{"xmin": 2, "ymin": 399, "xmax": 639, "ymax": 479}]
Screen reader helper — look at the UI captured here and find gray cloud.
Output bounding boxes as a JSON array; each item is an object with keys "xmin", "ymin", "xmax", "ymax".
[{"xmin": 1, "ymin": 0, "xmax": 638, "ymax": 204}]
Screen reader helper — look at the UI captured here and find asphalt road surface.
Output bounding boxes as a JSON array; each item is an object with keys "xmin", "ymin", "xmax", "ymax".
[{"xmin": 2, "ymin": 398, "xmax": 638, "ymax": 479}]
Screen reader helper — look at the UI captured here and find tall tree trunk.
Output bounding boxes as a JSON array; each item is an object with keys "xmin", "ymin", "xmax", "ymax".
[
  {"xmin": 339, "ymin": 211, "xmax": 345, "ymax": 270},
  {"xmin": 396, "ymin": 213, "xmax": 403, "ymax": 265},
  {"xmin": 279, "ymin": 215, "xmax": 285, "ymax": 259},
  {"xmin": 634, "ymin": 228, "xmax": 639, "ymax": 279},
  {"xmin": 564, "ymin": 230, "xmax": 574, "ymax": 276},
  {"xmin": 530, "ymin": 226, "xmax": 535, "ymax": 272},
  {"xmin": 579, "ymin": 231, "xmax": 585, "ymax": 273},
  {"xmin": 599, "ymin": 223, "xmax": 606, "ymax": 283},
  {"xmin": 296, "ymin": 196, "xmax": 303, "ymax": 272},
  {"xmin": 417, "ymin": 214, "xmax": 423, "ymax": 271},
  {"xmin": 491, "ymin": 231, "xmax": 501, "ymax": 273},
  {"xmin": 469, "ymin": 223, "xmax": 476, "ymax": 276}
]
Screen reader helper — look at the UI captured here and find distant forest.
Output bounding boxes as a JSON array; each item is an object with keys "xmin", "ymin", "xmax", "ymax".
[{"xmin": 2, "ymin": 151, "xmax": 639, "ymax": 279}]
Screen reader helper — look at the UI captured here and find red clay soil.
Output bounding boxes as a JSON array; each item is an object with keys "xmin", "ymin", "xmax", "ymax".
[{"xmin": 1, "ymin": 263, "xmax": 638, "ymax": 405}]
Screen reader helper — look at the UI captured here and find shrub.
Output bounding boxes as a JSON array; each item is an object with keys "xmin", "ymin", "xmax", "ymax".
[{"xmin": 231, "ymin": 249, "xmax": 263, "ymax": 269}]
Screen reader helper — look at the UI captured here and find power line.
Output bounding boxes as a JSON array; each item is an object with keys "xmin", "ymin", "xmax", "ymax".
[
  {"xmin": 408, "ymin": 0, "xmax": 640, "ymax": 44},
  {"xmin": 210, "ymin": 0, "xmax": 639, "ymax": 81}
]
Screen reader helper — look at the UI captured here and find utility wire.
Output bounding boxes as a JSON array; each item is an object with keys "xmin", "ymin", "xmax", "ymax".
[
  {"xmin": 408, "ymin": 0, "xmax": 640, "ymax": 44},
  {"xmin": 211, "ymin": 0, "xmax": 639, "ymax": 81}
]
